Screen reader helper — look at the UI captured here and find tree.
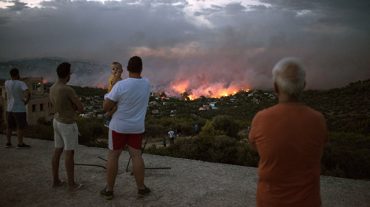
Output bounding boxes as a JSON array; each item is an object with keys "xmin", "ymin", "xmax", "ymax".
[{"xmin": 199, "ymin": 115, "xmax": 240, "ymax": 139}]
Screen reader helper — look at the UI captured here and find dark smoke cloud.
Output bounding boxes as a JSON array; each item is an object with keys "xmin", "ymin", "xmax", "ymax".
[{"xmin": 0, "ymin": 0, "xmax": 369, "ymax": 90}]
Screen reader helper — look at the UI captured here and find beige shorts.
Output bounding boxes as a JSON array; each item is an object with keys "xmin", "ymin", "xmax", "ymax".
[{"xmin": 53, "ymin": 119, "xmax": 78, "ymax": 150}]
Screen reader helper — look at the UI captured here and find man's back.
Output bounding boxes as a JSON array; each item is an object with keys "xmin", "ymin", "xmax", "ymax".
[
  {"xmin": 49, "ymin": 81, "xmax": 78, "ymax": 124},
  {"xmin": 107, "ymin": 77, "xmax": 150, "ymax": 134},
  {"xmin": 249, "ymin": 102, "xmax": 327, "ymax": 207},
  {"xmin": 5, "ymin": 80, "xmax": 28, "ymax": 112}
]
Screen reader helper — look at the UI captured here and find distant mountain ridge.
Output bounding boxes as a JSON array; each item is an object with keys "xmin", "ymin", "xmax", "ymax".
[{"xmin": 0, "ymin": 57, "xmax": 110, "ymax": 87}]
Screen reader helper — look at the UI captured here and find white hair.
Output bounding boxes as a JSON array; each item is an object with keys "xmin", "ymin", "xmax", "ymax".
[{"xmin": 272, "ymin": 57, "xmax": 306, "ymax": 96}]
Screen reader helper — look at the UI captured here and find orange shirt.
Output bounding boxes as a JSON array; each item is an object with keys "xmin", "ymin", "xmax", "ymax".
[{"xmin": 249, "ymin": 103, "xmax": 327, "ymax": 207}]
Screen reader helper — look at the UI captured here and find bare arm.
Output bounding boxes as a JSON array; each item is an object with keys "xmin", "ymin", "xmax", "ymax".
[
  {"xmin": 103, "ymin": 98, "xmax": 117, "ymax": 113},
  {"xmin": 70, "ymin": 94, "xmax": 84, "ymax": 113}
]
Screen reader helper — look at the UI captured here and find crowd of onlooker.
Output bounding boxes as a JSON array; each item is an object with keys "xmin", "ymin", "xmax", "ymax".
[{"xmin": 2, "ymin": 56, "xmax": 328, "ymax": 206}]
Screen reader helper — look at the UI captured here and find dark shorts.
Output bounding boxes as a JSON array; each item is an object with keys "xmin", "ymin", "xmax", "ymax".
[
  {"xmin": 6, "ymin": 112, "xmax": 28, "ymax": 129},
  {"xmin": 108, "ymin": 129, "xmax": 143, "ymax": 150}
]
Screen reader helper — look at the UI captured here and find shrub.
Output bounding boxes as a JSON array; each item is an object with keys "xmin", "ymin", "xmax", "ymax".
[
  {"xmin": 76, "ymin": 118, "xmax": 108, "ymax": 145},
  {"xmin": 145, "ymin": 116, "xmax": 205, "ymax": 137},
  {"xmin": 145, "ymin": 123, "xmax": 166, "ymax": 138},
  {"xmin": 146, "ymin": 135, "xmax": 259, "ymax": 166},
  {"xmin": 199, "ymin": 115, "xmax": 241, "ymax": 139},
  {"xmin": 147, "ymin": 131, "xmax": 370, "ymax": 180},
  {"xmin": 24, "ymin": 118, "xmax": 108, "ymax": 146},
  {"xmin": 25, "ymin": 124, "xmax": 54, "ymax": 140},
  {"xmin": 321, "ymin": 132, "xmax": 370, "ymax": 179},
  {"xmin": 199, "ymin": 121, "xmax": 222, "ymax": 138}
]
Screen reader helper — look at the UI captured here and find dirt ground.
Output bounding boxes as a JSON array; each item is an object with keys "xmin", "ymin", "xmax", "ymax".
[{"xmin": 1, "ymin": 136, "xmax": 370, "ymax": 207}]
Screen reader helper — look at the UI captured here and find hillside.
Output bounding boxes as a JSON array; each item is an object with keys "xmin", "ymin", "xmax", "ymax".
[
  {"xmin": 142, "ymin": 79, "xmax": 370, "ymax": 180},
  {"xmin": 302, "ymin": 79, "xmax": 370, "ymax": 133},
  {"xmin": 143, "ymin": 79, "xmax": 370, "ymax": 135},
  {"xmin": 60, "ymin": 79, "xmax": 370, "ymax": 136}
]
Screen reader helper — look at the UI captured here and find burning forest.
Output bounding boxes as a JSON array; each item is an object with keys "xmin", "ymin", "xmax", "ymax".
[{"xmin": 169, "ymin": 79, "xmax": 250, "ymax": 100}]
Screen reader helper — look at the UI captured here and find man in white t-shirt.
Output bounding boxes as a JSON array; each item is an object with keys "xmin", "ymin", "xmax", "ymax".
[
  {"xmin": 100, "ymin": 56, "xmax": 151, "ymax": 200},
  {"xmin": 5, "ymin": 68, "xmax": 31, "ymax": 148}
]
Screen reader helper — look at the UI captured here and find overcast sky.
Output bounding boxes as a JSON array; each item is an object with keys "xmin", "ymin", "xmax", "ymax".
[{"xmin": 1, "ymin": 0, "xmax": 369, "ymax": 91}]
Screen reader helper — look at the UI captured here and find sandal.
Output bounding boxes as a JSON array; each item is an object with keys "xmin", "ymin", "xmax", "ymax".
[
  {"xmin": 100, "ymin": 187, "xmax": 114, "ymax": 200},
  {"xmin": 138, "ymin": 185, "xmax": 151, "ymax": 196}
]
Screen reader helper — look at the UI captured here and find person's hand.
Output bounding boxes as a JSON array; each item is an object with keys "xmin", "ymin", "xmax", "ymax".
[{"xmin": 72, "ymin": 103, "xmax": 78, "ymax": 111}]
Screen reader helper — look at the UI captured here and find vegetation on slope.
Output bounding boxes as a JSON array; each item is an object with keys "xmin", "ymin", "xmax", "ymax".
[{"xmin": 21, "ymin": 79, "xmax": 370, "ymax": 180}]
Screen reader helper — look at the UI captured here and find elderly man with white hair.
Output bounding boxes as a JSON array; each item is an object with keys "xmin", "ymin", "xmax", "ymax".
[{"xmin": 249, "ymin": 58, "xmax": 328, "ymax": 207}]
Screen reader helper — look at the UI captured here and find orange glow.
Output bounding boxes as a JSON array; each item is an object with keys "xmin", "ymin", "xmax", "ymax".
[
  {"xmin": 171, "ymin": 80, "xmax": 190, "ymax": 93},
  {"xmin": 170, "ymin": 80, "xmax": 251, "ymax": 100},
  {"xmin": 96, "ymin": 82, "xmax": 106, "ymax": 89},
  {"xmin": 42, "ymin": 79, "xmax": 48, "ymax": 84}
]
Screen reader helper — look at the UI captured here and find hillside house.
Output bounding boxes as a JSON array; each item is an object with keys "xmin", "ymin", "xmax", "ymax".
[
  {"xmin": 199, "ymin": 102, "xmax": 218, "ymax": 111},
  {"xmin": 209, "ymin": 102, "xmax": 218, "ymax": 110},
  {"xmin": 152, "ymin": 109, "xmax": 160, "ymax": 115},
  {"xmin": 149, "ymin": 101, "xmax": 159, "ymax": 106},
  {"xmin": 199, "ymin": 104, "xmax": 210, "ymax": 111}
]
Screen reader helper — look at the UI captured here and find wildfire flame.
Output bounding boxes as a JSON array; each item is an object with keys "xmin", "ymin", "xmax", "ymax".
[
  {"xmin": 171, "ymin": 80, "xmax": 190, "ymax": 94},
  {"xmin": 170, "ymin": 80, "xmax": 250, "ymax": 100}
]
